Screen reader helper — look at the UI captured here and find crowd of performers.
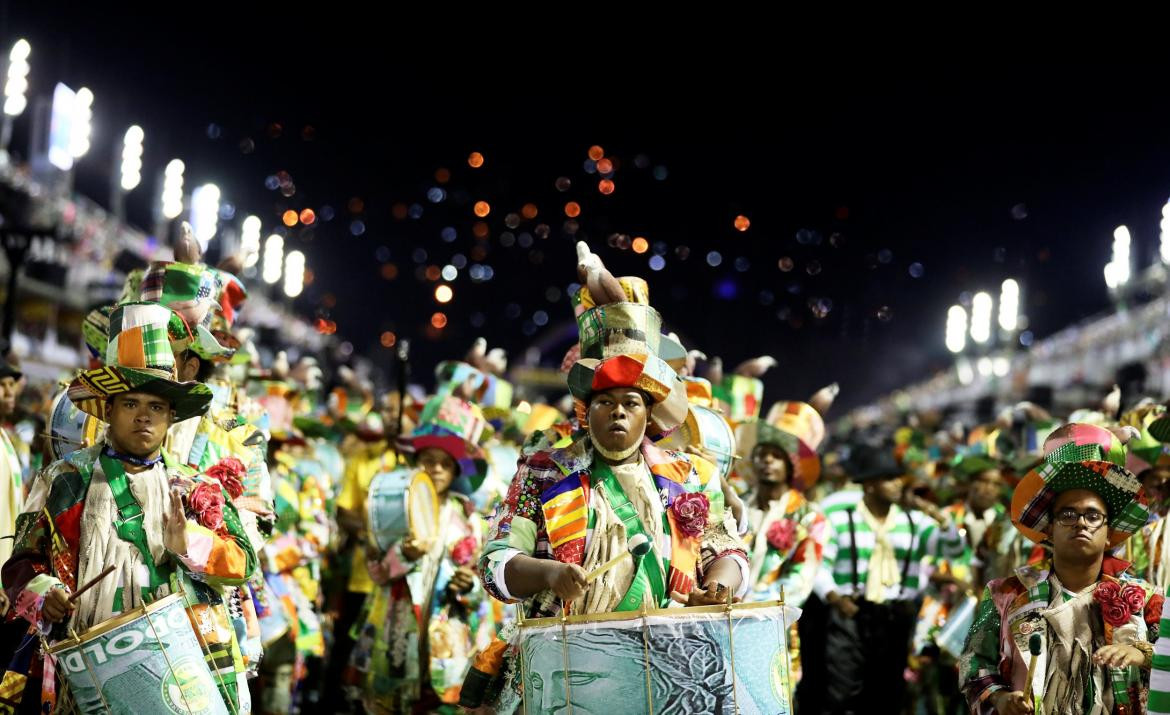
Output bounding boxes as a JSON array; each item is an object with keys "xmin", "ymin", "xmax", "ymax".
[{"xmin": 0, "ymin": 233, "xmax": 1167, "ymax": 714}]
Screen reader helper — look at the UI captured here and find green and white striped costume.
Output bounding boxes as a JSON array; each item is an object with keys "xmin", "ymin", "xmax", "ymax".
[{"xmin": 812, "ymin": 500, "xmax": 967, "ymax": 602}]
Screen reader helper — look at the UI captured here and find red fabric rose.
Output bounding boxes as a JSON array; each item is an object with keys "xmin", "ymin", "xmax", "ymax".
[
  {"xmin": 1094, "ymin": 580, "xmax": 1121, "ymax": 603},
  {"xmin": 451, "ymin": 536, "xmax": 478, "ymax": 567},
  {"xmin": 188, "ymin": 481, "xmax": 226, "ymax": 533},
  {"xmin": 1146, "ymin": 592, "xmax": 1166, "ymax": 625},
  {"xmin": 670, "ymin": 493, "xmax": 710, "ymax": 538},
  {"xmin": 1094, "ymin": 580, "xmax": 1137, "ymax": 627},
  {"xmin": 206, "ymin": 457, "xmax": 247, "ymax": 500},
  {"xmin": 1101, "ymin": 601, "xmax": 1131, "ymax": 627},
  {"xmin": 1121, "ymin": 583, "xmax": 1147, "ymax": 614},
  {"xmin": 766, "ymin": 519, "xmax": 797, "ymax": 552}
]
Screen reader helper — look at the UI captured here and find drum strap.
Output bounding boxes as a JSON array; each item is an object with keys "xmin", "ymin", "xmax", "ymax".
[
  {"xmin": 590, "ymin": 461, "xmax": 668, "ymax": 611},
  {"xmin": 100, "ymin": 455, "xmax": 169, "ymax": 590},
  {"xmin": 845, "ymin": 508, "xmax": 859, "ymax": 592},
  {"xmin": 898, "ymin": 510, "xmax": 916, "ymax": 600}
]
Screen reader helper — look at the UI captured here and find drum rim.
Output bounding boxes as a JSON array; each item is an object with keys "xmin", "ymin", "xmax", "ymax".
[
  {"xmin": 47, "ymin": 592, "xmax": 186, "ymax": 652},
  {"xmin": 660, "ymin": 405, "xmax": 736, "ymax": 460},
  {"xmin": 49, "ymin": 389, "xmax": 101, "ymax": 460},
  {"xmin": 518, "ymin": 598, "xmax": 787, "ymax": 629}
]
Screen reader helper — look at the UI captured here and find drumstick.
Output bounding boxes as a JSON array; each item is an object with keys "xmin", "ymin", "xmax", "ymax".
[
  {"xmin": 68, "ymin": 565, "xmax": 117, "ymax": 603},
  {"xmin": 1023, "ymin": 632, "xmax": 1042, "ymax": 702},
  {"xmin": 586, "ymin": 534, "xmax": 650, "ymax": 583}
]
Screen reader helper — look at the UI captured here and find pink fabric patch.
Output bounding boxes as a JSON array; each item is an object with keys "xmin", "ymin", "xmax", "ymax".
[{"xmin": 179, "ymin": 523, "xmax": 216, "ymax": 572}]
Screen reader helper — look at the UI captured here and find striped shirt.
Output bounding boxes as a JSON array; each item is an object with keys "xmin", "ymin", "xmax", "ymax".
[{"xmin": 812, "ymin": 502, "xmax": 967, "ymax": 602}]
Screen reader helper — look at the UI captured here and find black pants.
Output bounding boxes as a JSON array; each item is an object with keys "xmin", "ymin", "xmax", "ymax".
[
  {"xmin": 322, "ymin": 590, "xmax": 368, "ymax": 713},
  {"xmin": 823, "ymin": 599, "xmax": 918, "ymax": 715},
  {"xmin": 796, "ymin": 594, "xmax": 829, "ymax": 714}
]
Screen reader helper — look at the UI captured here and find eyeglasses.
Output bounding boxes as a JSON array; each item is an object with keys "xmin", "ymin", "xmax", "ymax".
[{"xmin": 1054, "ymin": 508, "xmax": 1106, "ymax": 530}]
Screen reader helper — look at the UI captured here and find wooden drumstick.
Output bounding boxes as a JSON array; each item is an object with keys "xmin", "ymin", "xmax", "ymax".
[
  {"xmin": 586, "ymin": 534, "xmax": 650, "ymax": 583},
  {"xmin": 69, "ymin": 565, "xmax": 117, "ymax": 603},
  {"xmin": 1023, "ymin": 632, "xmax": 1042, "ymax": 702}
]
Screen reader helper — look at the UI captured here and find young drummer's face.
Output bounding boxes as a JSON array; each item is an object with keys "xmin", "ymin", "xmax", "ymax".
[
  {"xmin": 106, "ymin": 392, "xmax": 174, "ymax": 457},
  {"xmin": 1050, "ymin": 489, "xmax": 1110, "ymax": 560},
  {"xmin": 418, "ymin": 447, "xmax": 458, "ymax": 495},
  {"xmin": 587, "ymin": 388, "xmax": 649, "ymax": 453}
]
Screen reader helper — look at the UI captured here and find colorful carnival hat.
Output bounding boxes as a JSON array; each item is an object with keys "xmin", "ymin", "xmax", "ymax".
[
  {"xmin": 435, "ymin": 360, "xmax": 514, "ymax": 410},
  {"xmin": 399, "ymin": 394, "xmax": 490, "ymax": 493},
  {"xmin": 712, "ymin": 374, "xmax": 765, "ymax": 425},
  {"xmin": 246, "ymin": 377, "xmax": 302, "ymax": 443},
  {"xmin": 682, "ymin": 376, "xmax": 715, "ymax": 408},
  {"xmin": 569, "ymin": 256, "xmax": 684, "ymax": 363},
  {"xmin": 1146, "ymin": 405, "xmax": 1170, "ymax": 444},
  {"xmin": 734, "ymin": 401, "xmax": 825, "ymax": 491},
  {"xmin": 1011, "ymin": 423, "xmax": 1148, "ymax": 548},
  {"xmin": 138, "ymin": 260, "xmax": 237, "ymax": 362},
  {"xmin": 574, "ymin": 300, "xmax": 686, "ymax": 364},
  {"xmin": 1121, "ymin": 403, "xmax": 1168, "ymax": 474},
  {"xmin": 951, "ymin": 453, "xmax": 1002, "ymax": 480},
  {"xmin": 82, "ymin": 305, "xmax": 112, "ymax": 361},
  {"xmin": 566, "ymin": 352, "xmax": 689, "ymax": 437},
  {"xmin": 66, "ymin": 302, "xmax": 213, "ymax": 422}
]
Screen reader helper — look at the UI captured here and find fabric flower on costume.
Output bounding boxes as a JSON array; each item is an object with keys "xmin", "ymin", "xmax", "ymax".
[
  {"xmin": 206, "ymin": 456, "xmax": 247, "ymax": 499},
  {"xmin": 1121, "ymin": 583, "xmax": 1147, "ymax": 614},
  {"xmin": 188, "ymin": 481, "xmax": 226, "ymax": 533},
  {"xmin": 1094, "ymin": 580, "xmax": 1140, "ymax": 627},
  {"xmin": 766, "ymin": 519, "xmax": 797, "ymax": 552},
  {"xmin": 1145, "ymin": 591, "xmax": 1165, "ymax": 626},
  {"xmin": 670, "ymin": 493, "xmax": 710, "ymax": 538},
  {"xmin": 451, "ymin": 536, "xmax": 478, "ymax": 567}
]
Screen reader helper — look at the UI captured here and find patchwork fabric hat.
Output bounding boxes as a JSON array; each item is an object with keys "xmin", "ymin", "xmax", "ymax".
[
  {"xmin": 566, "ymin": 352, "xmax": 689, "ymax": 437},
  {"xmin": 247, "ymin": 378, "xmax": 302, "ymax": 443},
  {"xmin": 434, "ymin": 360, "xmax": 514, "ymax": 410},
  {"xmin": 82, "ymin": 305, "xmax": 112, "ymax": 361},
  {"xmin": 138, "ymin": 261, "xmax": 236, "ymax": 362},
  {"xmin": 712, "ymin": 374, "xmax": 765, "ymax": 425},
  {"xmin": 734, "ymin": 401, "xmax": 825, "ymax": 491},
  {"xmin": 571, "ymin": 276, "xmax": 685, "ymax": 364},
  {"xmin": 1010, "ymin": 423, "xmax": 1148, "ymax": 548},
  {"xmin": 575, "ymin": 301, "xmax": 667, "ymax": 361},
  {"xmin": 1121, "ymin": 404, "xmax": 1167, "ymax": 474},
  {"xmin": 398, "ymin": 395, "xmax": 490, "ymax": 494},
  {"xmin": 951, "ymin": 453, "xmax": 1002, "ymax": 480},
  {"xmin": 682, "ymin": 376, "xmax": 715, "ymax": 408},
  {"xmin": 67, "ymin": 302, "xmax": 213, "ymax": 422}
]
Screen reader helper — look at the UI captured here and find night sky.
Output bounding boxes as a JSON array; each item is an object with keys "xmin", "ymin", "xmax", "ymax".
[{"xmin": 7, "ymin": 6, "xmax": 1170, "ymax": 412}]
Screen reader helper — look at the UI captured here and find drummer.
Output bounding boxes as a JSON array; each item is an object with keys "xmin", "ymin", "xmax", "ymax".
[
  {"xmin": 960, "ymin": 424, "xmax": 1164, "ymax": 715},
  {"xmin": 480, "ymin": 348, "xmax": 748, "ymax": 617},
  {"xmin": 2, "ymin": 303, "xmax": 257, "ymax": 711},
  {"xmin": 737, "ymin": 396, "xmax": 833, "ymax": 607},
  {"xmin": 350, "ymin": 394, "xmax": 489, "ymax": 712}
]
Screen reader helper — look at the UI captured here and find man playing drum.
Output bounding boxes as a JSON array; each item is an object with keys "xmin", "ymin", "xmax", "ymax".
[
  {"xmin": 2, "ymin": 302, "xmax": 257, "ymax": 712},
  {"xmin": 481, "ymin": 348, "xmax": 749, "ymax": 616}
]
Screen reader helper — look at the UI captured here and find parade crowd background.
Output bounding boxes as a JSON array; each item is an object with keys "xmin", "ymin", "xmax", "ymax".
[{"xmin": 5, "ymin": 8, "xmax": 1170, "ymax": 715}]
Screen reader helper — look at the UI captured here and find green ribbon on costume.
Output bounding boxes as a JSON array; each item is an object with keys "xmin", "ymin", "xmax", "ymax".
[
  {"xmin": 99, "ymin": 455, "xmax": 171, "ymax": 595},
  {"xmin": 589, "ymin": 461, "xmax": 669, "ymax": 611}
]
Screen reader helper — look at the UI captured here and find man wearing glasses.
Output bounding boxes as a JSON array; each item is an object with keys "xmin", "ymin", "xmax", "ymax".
[{"xmin": 959, "ymin": 423, "xmax": 1164, "ymax": 715}]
